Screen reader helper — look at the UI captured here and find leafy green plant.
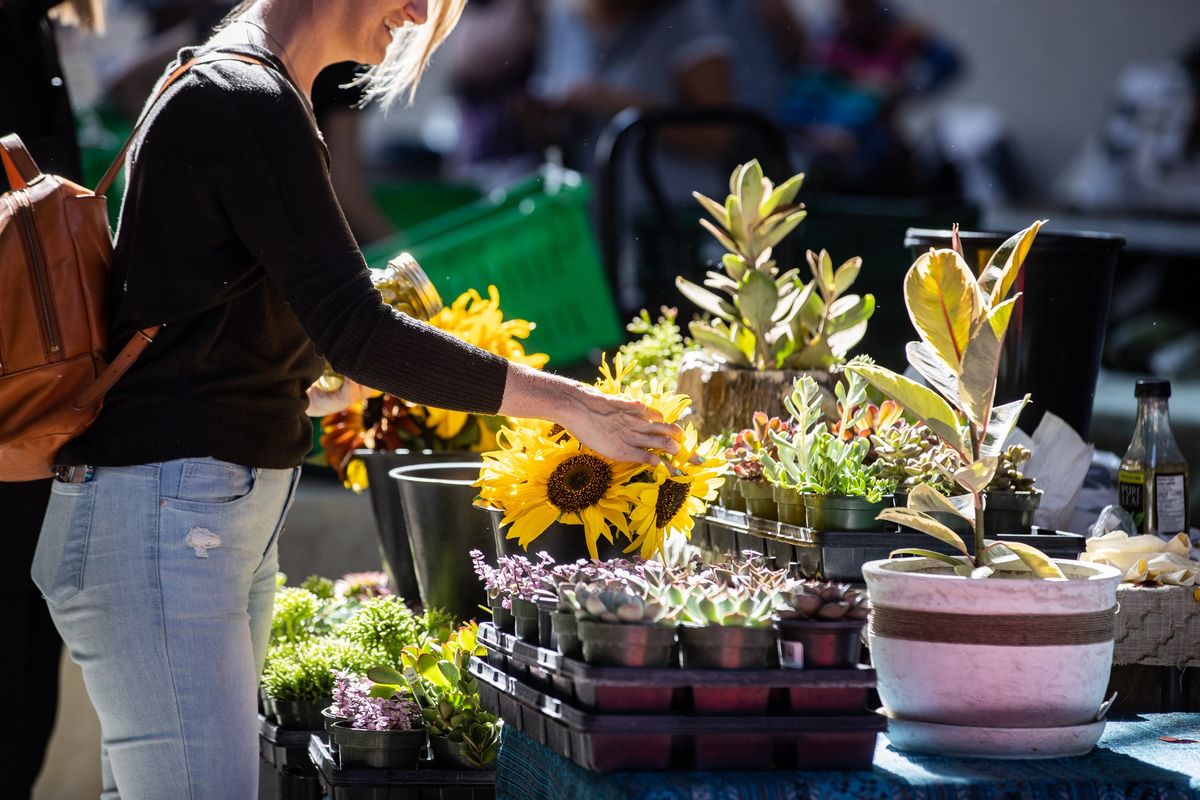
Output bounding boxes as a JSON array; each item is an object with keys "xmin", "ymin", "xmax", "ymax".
[
  {"xmin": 261, "ymin": 637, "xmax": 371, "ymax": 701},
  {"xmin": 341, "ymin": 596, "xmax": 419, "ymax": 664},
  {"xmin": 616, "ymin": 307, "xmax": 695, "ymax": 390},
  {"xmin": 761, "ymin": 374, "xmax": 825, "ymax": 490},
  {"xmin": 301, "ymin": 575, "xmax": 336, "ymax": 600},
  {"xmin": 270, "ymin": 587, "xmax": 324, "ymax": 645},
  {"xmin": 677, "ymin": 160, "xmax": 874, "ymax": 370},
  {"xmin": 846, "ymin": 221, "xmax": 1063, "ymax": 578},
  {"xmin": 416, "ymin": 607, "xmax": 458, "ymax": 645},
  {"xmin": 987, "ymin": 444, "xmax": 1036, "ymax": 492},
  {"xmin": 368, "ymin": 624, "xmax": 500, "ymax": 768}
]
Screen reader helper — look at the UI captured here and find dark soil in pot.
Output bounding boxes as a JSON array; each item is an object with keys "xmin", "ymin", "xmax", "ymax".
[
  {"xmin": 551, "ymin": 611, "xmax": 582, "ymax": 660},
  {"xmin": 804, "ymin": 494, "xmax": 892, "ymax": 532},
  {"xmin": 740, "ymin": 479, "xmax": 778, "ymax": 521},
  {"xmin": 578, "ymin": 621, "xmax": 677, "ymax": 668},
  {"xmin": 330, "ymin": 722, "xmax": 426, "ymax": 769},
  {"xmin": 511, "ymin": 597, "xmax": 540, "ymax": 644},
  {"xmin": 984, "ymin": 489, "xmax": 1042, "ymax": 535},
  {"xmin": 778, "ymin": 618, "xmax": 866, "ymax": 668},
  {"xmin": 273, "ymin": 697, "xmax": 331, "ymax": 730}
]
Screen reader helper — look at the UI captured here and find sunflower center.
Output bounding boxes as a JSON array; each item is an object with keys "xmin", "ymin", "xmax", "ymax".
[
  {"xmin": 655, "ymin": 479, "xmax": 690, "ymax": 528},
  {"xmin": 547, "ymin": 454, "xmax": 612, "ymax": 513}
]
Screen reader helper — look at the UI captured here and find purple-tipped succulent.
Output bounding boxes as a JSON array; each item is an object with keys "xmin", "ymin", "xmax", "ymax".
[{"xmin": 777, "ymin": 581, "xmax": 870, "ymax": 622}]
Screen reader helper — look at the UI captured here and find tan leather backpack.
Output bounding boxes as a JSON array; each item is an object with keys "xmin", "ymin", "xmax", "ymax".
[{"xmin": 0, "ymin": 51, "xmax": 263, "ymax": 480}]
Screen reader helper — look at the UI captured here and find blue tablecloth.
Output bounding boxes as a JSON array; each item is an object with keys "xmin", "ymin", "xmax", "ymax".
[{"xmin": 496, "ymin": 715, "xmax": 1200, "ymax": 800}]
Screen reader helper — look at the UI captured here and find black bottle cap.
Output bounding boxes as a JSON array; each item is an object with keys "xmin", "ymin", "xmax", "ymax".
[{"xmin": 1135, "ymin": 378, "xmax": 1171, "ymax": 398}]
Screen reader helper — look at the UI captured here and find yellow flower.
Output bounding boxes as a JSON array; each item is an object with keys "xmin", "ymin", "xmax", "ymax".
[
  {"xmin": 625, "ymin": 425, "xmax": 726, "ymax": 559},
  {"xmin": 429, "ymin": 286, "xmax": 549, "ymax": 371},
  {"xmin": 596, "ymin": 353, "xmax": 690, "ymax": 424},
  {"xmin": 476, "ymin": 428, "xmax": 645, "ymax": 560}
]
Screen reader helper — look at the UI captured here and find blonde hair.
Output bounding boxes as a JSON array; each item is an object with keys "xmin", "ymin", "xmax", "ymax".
[
  {"xmin": 356, "ymin": 0, "xmax": 466, "ymax": 108},
  {"xmin": 48, "ymin": 0, "xmax": 105, "ymax": 33}
]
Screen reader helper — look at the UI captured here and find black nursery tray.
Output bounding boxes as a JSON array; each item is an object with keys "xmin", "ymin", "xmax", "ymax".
[
  {"xmin": 259, "ymin": 714, "xmax": 322, "ymax": 771},
  {"xmin": 703, "ymin": 509, "xmax": 1086, "ymax": 582},
  {"xmin": 477, "ymin": 622, "xmax": 875, "ymax": 715},
  {"xmin": 470, "ymin": 660, "xmax": 884, "ymax": 773},
  {"xmin": 309, "ymin": 737, "xmax": 496, "ymax": 800}
]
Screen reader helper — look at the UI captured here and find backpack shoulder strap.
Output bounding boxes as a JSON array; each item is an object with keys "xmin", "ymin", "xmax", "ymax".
[
  {"xmin": 1, "ymin": 134, "xmax": 41, "ymax": 191},
  {"xmin": 74, "ymin": 326, "xmax": 160, "ymax": 410},
  {"xmin": 94, "ymin": 51, "xmax": 267, "ymax": 197}
]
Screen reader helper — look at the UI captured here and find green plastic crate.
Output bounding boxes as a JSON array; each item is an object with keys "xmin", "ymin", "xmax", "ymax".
[{"xmin": 373, "ymin": 170, "xmax": 623, "ymax": 366}]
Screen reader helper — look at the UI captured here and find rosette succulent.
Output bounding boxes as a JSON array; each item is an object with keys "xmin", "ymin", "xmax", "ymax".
[
  {"xmin": 568, "ymin": 576, "xmax": 670, "ymax": 625},
  {"xmin": 776, "ymin": 581, "xmax": 870, "ymax": 622},
  {"xmin": 668, "ymin": 584, "xmax": 778, "ymax": 628},
  {"xmin": 726, "ymin": 412, "xmax": 793, "ymax": 481},
  {"xmin": 987, "ymin": 444, "xmax": 1036, "ymax": 492},
  {"xmin": 872, "ymin": 421, "xmax": 964, "ymax": 497}
]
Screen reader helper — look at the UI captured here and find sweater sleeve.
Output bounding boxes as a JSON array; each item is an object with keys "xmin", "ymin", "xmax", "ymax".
[{"xmin": 199, "ymin": 66, "xmax": 509, "ymax": 414}]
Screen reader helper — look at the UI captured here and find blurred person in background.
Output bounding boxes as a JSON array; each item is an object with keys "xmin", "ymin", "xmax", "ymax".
[{"xmin": 0, "ymin": 0, "xmax": 102, "ymax": 794}]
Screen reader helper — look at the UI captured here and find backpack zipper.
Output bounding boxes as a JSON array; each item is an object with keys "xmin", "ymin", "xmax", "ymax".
[{"xmin": 8, "ymin": 191, "xmax": 61, "ymax": 354}]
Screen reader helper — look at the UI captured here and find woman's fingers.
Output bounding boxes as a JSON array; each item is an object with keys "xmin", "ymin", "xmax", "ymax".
[
  {"xmin": 636, "ymin": 421, "xmax": 684, "ymax": 441},
  {"xmin": 629, "ymin": 432, "xmax": 681, "ymax": 456}
]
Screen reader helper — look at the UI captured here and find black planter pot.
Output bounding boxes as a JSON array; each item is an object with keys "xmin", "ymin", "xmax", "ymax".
[
  {"xmin": 535, "ymin": 598, "xmax": 558, "ymax": 649},
  {"xmin": 490, "ymin": 597, "xmax": 515, "ymax": 633},
  {"xmin": 778, "ymin": 618, "xmax": 866, "ymax": 668},
  {"xmin": 678, "ymin": 625, "xmax": 778, "ymax": 670},
  {"xmin": 719, "ymin": 479, "xmax": 747, "ymax": 512},
  {"xmin": 577, "ymin": 620, "xmax": 677, "ymax": 667},
  {"xmin": 739, "ymin": 479, "xmax": 778, "ymax": 521},
  {"xmin": 322, "ymin": 705, "xmax": 348, "ymax": 732},
  {"xmin": 486, "ymin": 507, "xmax": 627, "ymax": 562},
  {"xmin": 389, "ymin": 462, "xmax": 496, "ymax": 622},
  {"xmin": 359, "ymin": 449, "xmax": 482, "ymax": 602},
  {"xmin": 552, "ymin": 611, "xmax": 582, "ymax": 660},
  {"xmin": 906, "ymin": 228, "xmax": 1124, "ymax": 438},
  {"xmin": 273, "ymin": 697, "xmax": 331, "ymax": 730},
  {"xmin": 330, "ymin": 721, "xmax": 426, "ymax": 769},
  {"xmin": 511, "ymin": 597, "xmax": 540, "ymax": 644},
  {"xmin": 804, "ymin": 494, "xmax": 892, "ymax": 532},
  {"xmin": 773, "ymin": 486, "xmax": 807, "ymax": 527},
  {"xmin": 431, "ymin": 735, "xmax": 488, "ymax": 770},
  {"xmin": 984, "ymin": 489, "xmax": 1042, "ymax": 536},
  {"xmin": 259, "ymin": 685, "xmax": 276, "ymax": 722},
  {"xmin": 894, "ymin": 490, "xmax": 972, "ymax": 538}
]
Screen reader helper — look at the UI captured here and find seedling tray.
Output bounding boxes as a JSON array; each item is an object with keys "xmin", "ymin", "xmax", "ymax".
[
  {"xmin": 309, "ymin": 736, "xmax": 496, "ymax": 800},
  {"xmin": 703, "ymin": 510, "xmax": 1086, "ymax": 582},
  {"xmin": 470, "ymin": 660, "xmax": 884, "ymax": 772},
  {"xmin": 259, "ymin": 714, "xmax": 322, "ymax": 771},
  {"xmin": 477, "ymin": 622, "xmax": 875, "ymax": 715}
]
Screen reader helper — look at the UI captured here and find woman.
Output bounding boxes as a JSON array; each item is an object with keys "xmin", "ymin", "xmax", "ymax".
[{"xmin": 33, "ymin": 1, "xmax": 682, "ymax": 797}]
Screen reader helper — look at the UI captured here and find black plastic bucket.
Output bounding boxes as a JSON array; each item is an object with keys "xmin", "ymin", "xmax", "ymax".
[
  {"xmin": 359, "ymin": 449, "xmax": 480, "ymax": 601},
  {"xmin": 389, "ymin": 462, "xmax": 496, "ymax": 621},
  {"xmin": 905, "ymin": 228, "xmax": 1124, "ymax": 437}
]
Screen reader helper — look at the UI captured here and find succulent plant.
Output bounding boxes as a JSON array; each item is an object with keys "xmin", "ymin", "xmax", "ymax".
[
  {"xmin": 677, "ymin": 160, "xmax": 874, "ymax": 370},
  {"xmin": 829, "ymin": 362, "xmax": 905, "ymax": 443},
  {"xmin": 762, "ymin": 375, "xmax": 825, "ymax": 490},
  {"xmin": 616, "ymin": 307, "xmax": 695, "ymax": 391},
  {"xmin": 669, "ymin": 584, "xmax": 778, "ymax": 628},
  {"xmin": 261, "ymin": 637, "xmax": 373, "ymax": 702},
  {"xmin": 341, "ymin": 596, "xmax": 419, "ymax": 664},
  {"xmin": 987, "ymin": 444, "xmax": 1036, "ymax": 492},
  {"xmin": 301, "ymin": 574, "xmax": 336, "ymax": 600},
  {"xmin": 872, "ymin": 420, "xmax": 964, "ymax": 497},
  {"xmin": 776, "ymin": 581, "xmax": 870, "ymax": 622},
  {"xmin": 725, "ymin": 412, "xmax": 793, "ymax": 481},
  {"xmin": 568, "ymin": 576, "xmax": 670, "ymax": 625}
]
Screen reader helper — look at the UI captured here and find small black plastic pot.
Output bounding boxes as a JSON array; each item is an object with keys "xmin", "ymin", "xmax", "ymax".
[
  {"xmin": 773, "ymin": 485, "xmax": 807, "ymax": 527},
  {"xmin": 719, "ymin": 479, "xmax": 747, "ymax": 512},
  {"xmin": 739, "ymin": 479, "xmax": 778, "ymax": 521},
  {"xmin": 511, "ymin": 597, "xmax": 540, "ymax": 644},
  {"xmin": 894, "ymin": 490, "xmax": 972, "ymax": 538},
  {"xmin": 330, "ymin": 721, "xmax": 426, "ymax": 769},
  {"xmin": 259, "ymin": 685, "xmax": 276, "ymax": 722},
  {"xmin": 804, "ymin": 494, "xmax": 892, "ymax": 532},
  {"xmin": 778, "ymin": 618, "xmax": 865, "ymax": 668},
  {"xmin": 431, "ymin": 735, "xmax": 487, "ymax": 770},
  {"xmin": 535, "ymin": 598, "xmax": 558, "ymax": 650},
  {"xmin": 984, "ymin": 489, "xmax": 1042, "ymax": 535},
  {"xmin": 491, "ymin": 597, "xmax": 515, "ymax": 633},
  {"xmin": 272, "ymin": 697, "xmax": 330, "ymax": 730},
  {"xmin": 679, "ymin": 625, "xmax": 777, "ymax": 670},
  {"xmin": 577, "ymin": 620, "xmax": 677, "ymax": 668},
  {"xmin": 551, "ymin": 611, "xmax": 582, "ymax": 660}
]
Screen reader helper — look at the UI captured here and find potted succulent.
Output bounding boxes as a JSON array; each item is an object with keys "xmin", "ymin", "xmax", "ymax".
[
  {"xmin": 984, "ymin": 444, "xmax": 1042, "ymax": 535},
  {"xmin": 726, "ymin": 413, "xmax": 793, "ymax": 520},
  {"xmin": 761, "ymin": 378, "xmax": 824, "ymax": 526},
  {"xmin": 847, "ymin": 221, "xmax": 1123, "ymax": 758},
  {"xmin": 775, "ymin": 581, "xmax": 870, "ymax": 669},
  {"xmin": 328, "ymin": 671, "xmax": 426, "ymax": 769},
  {"xmin": 470, "ymin": 549, "xmax": 513, "ymax": 632},
  {"xmin": 675, "ymin": 160, "xmax": 874, "ymax": 437},
  {"xmin": 568, "ymin": 573, "xmax": 676, "ymax": 668},
  {"xmin": 368, "ymin": 624, "xmax": 501, "ymax": 770},
  {"xmin": 872, "ymin": 421, "xmax": 970, "ymax": 538},
  {"xmin": 671, "ymin": 584, "xmax": 779, "ymax": 672}
]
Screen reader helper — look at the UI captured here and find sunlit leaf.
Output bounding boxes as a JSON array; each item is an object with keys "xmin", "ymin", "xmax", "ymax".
[
  {"xmin": 761, "ymin": 172, "xmax": 804, "ymax": 217},
  {"xmin": 959, "ymin": 297, "xmax": 1019, "ymax": 428},
  {"xmin": 693, "ymin": 190, "xmax": 727, "ymax": 225},
  {"xmin": 738, "ymin": 160, "xmax": 765, "ymax": 219},
  {"xmin": 999, "ymin": 541, "xmax": 1066, "ymax": 579},
  {"xmin": 907, "ymin": 484, "xmax": 974, "ymax": 522},
  {"xmin": 699, "ymin": 217, "xmax": 739, "ymax": 255},
  {"xmin": 847, "ymin": 362, "xmax": 967, "ymax": 454},
  {"xmin": 953, "ymin": 457, "xmax": 999, "ymax": 494},
  {"xmin": 904, "ymin": 249, "xmax": 983, "ymax": 370},
  {"xmin": 970, "ymin": 565, "xmax": 995, "ymax": 579},
  {"xmin": 979, "ymin": 396, "xmax": 1029, "ymax": 458},
  {"xmin": 833, "ymin": 256, "xmax": 863, "ymax": 297},
  {"xmin": 906, "ymin": 340, "xmax": 961, "ymax": 407},
  {"xmin": 367, "ymin": 665, "xmax": 405, "ymax": 685},
  {"xmin": 676, "ymin": 276, "xmax": 736, "ymax": 321},
  {"xmin": 878, "ymin": 508, "xmax": 970, "ymax": 555},
  {"xmin": 689, "ymin": 322, "xmax": 751, "ymax": 366},
  {"xmin": 979, "ymin": 220, "xmax": 1045, "ymax": 306},
  {"xmin": 889, "ymin": 548, "xmax": 969, "ymax": 569}
]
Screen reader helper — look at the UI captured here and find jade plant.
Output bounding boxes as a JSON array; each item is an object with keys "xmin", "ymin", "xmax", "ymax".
[
  {"xmin": 369, "ymin": 624, "xmax": 501, "ymax": 768},
  {"xmin": 846, "ymin": 221, "xmax": 1063, "ymax": 578},
  {"xmin": 776, "ymin": 581, "xmax": 870, "ymax": 622},
  {"xmin": 677, "ymin": 160, "xmax": 874, "ymax": 370},
  {"xmin": 987, "ymin": 444, "xmax": 1036, "ymax": 492}
]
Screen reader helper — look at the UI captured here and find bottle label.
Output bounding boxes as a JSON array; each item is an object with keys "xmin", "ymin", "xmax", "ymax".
[
  {"xmin": 1155, "ymin": 473, "xmax": 1187, "ymax": 533},
  {"xmin": 1119, "ymin": 469, "xmax": 1145, "ymax": 526}
]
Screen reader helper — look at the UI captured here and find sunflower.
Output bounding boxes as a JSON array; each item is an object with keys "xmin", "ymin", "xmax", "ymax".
[
  {"xmin": 596, "ymin": 353, "xmax": 691, "ymax": 424},
  {"xmin": 477, "ymin": 430, "xmax": 645, "ymax": 559},
  {"xmin": 625, "ymin": 425, "xmax": 726, "ymax": 559}
]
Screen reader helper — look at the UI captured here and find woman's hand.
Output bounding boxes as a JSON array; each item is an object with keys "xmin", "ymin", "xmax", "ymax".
[
  {"xmin": 497, "ymin": 364, "xmax": 683, "ymax": 466},
  {"xmin": 305, "ymin": 377, "xmax": 373, "ymax": 417}
]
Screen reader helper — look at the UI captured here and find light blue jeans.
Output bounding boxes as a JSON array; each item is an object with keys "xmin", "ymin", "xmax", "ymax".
[{"xmin": 33, "ymin": 458, "xmax": 300, "ymax": 800}]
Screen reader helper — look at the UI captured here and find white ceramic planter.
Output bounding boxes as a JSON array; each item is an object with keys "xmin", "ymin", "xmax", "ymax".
[{"xmin": 863, "ymin": 558, "xmax": 1122, "ymax": 734}]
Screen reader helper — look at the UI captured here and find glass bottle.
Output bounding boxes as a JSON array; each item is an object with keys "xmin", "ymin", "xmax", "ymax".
[{"xmin": 1118, "ymin": 378, "xmax": 1190, "ymax": 536}]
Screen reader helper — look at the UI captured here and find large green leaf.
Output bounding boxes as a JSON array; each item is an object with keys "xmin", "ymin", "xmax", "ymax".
[
  {"xmin": 833, "ymin": 256, "xmax": 863, "ymax": 297},
  {"xmin": 847, "ymin": 363, "xmax": 967, "ymax": 454},
  {"xmin": 905, "ymin": 340, "xmax": 961, "ymax": 408},
  {"xmin": 997, "ymin": 541, "xmax": 1066, "ymax": 579},
  {"xmin": 888, "ymin": 548, "xmax": 969, "ymax": 569},
  {"xmin": 878, "ymin": 508, "xmax": 970, "ymax": 556},
  {"xmin": 736, "ymin": 270, "xmax": 781, "ymax": 335},
  {"xmin": 689, "ymin": 322, "xmax": 751, "ymax": 365},
  {"xmin": 978, "ymin": 220, "xmax": 1044, "ymax": 305},
  {"xmin": 907, "ymin": 484, "xmax": 973, "ymax": 521},
  {"xmin": 904, "ymin": 249, "xmax": 983, "ymax": 371},
  {"xmin": 676, "ymin": 276, "xmax": 736, "ymax": 321},
  {"xmin": 760, "ymin": 172, "xmax": 804, "ymax": 217},
  {"xmin": 979, "ymin": 396, "xmax": 1030, "ymax": 457},
  {"xmin": 367, "ymin": 665, "xmax": 405, "ymax": 685},
  {"xmin": 737, "ymin": 160, "xmax": 765, "ymax": 220},
  {"xmin": 953, "ymin": 457, "xmax": 999, "ymax": 494}
]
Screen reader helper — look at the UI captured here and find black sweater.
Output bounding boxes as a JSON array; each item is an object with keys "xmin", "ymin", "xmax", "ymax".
[{"xmin": 60, "ymin": 44, "xmax": 509, "ymax": 469}]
